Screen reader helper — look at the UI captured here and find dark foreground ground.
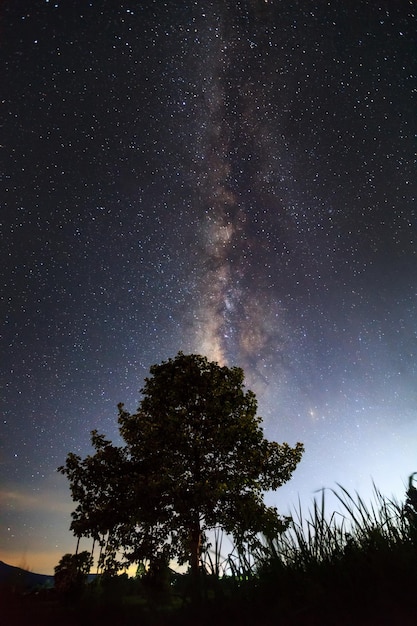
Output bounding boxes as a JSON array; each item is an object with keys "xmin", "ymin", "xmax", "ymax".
[{"xmin": 2, "ymin": 589, "xmax": 417, "ymax": 626}]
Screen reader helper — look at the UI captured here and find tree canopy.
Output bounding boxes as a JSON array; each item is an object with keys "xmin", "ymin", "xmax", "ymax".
[
  {"xmin": 59, "ymin": 353, "xmax": 304, "ymax": 580},
  {"xmin": 54, "ymin": 551, "xmax": 92, "ymax": 598}
]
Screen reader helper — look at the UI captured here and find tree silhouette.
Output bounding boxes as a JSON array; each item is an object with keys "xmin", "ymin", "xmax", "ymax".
[
  {"xmin": 54, "ymin": 551, "xmax": 92, "ymax": 599},
  {"xmin": 59, "ymin": 353, "xmax": 304, "ymax": 594}
]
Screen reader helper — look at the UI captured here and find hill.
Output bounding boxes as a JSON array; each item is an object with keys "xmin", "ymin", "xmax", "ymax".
[{"xmin": 0, "ymin": 561, "xmax": 54, "ymax": 590}]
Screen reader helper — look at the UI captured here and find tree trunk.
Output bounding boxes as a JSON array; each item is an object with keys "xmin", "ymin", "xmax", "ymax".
[
  {"xmin": 91, "ymin": 538, "xmax": 96, "ymax": 574},
  {"xmin": 189, "ymin": 517, "xmax": 202, "ymax": 603},
  {"xmin": 97, "ymin": 536, "xmax": 105, "ymax": 575}
]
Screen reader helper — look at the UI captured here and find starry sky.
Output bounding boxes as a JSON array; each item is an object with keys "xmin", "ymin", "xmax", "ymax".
[{"xmin": 1, "ymin": 0, "xmax": 416, "ymax": 575}]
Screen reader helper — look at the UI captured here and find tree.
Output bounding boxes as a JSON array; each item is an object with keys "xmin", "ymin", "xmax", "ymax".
[
  {"xmin": 60, "ymin": 353, "xmax": 304, "ymax": 591},
  {"xmin": 54, "ymin": 551, "xmax": 92, "ymax": 599}
]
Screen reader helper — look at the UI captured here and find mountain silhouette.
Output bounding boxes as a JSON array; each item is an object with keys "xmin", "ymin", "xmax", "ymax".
[{"xmin": 0, "ymin": 561, "xmax": 54, "ymax": 590}]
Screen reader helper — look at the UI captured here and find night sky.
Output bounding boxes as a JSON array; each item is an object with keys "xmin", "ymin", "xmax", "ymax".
[{"xmin": 2, "ymin": 0, "xmax": 416, "ymax": 575}]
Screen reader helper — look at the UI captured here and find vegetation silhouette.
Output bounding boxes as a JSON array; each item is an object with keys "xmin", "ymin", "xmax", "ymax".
[
  {"xmin": 58, "ymin": 352, "xmax": 304, "ymax": 602},
  {"xmin": 2, "ymin": 479, "xmax": 417, "ymax": 624},
  {"xmin": 54, "ymin": 551, "xmax": 92, "ymax": 601},
  {"xmin": 37, "ymin": 352, "xmax": 416, "ymax": 623}
]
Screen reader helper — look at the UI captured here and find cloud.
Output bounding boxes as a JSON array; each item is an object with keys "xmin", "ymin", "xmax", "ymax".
[{"xmin": 0, "ymin": 486, "xmax": 72, "ymax": 515}]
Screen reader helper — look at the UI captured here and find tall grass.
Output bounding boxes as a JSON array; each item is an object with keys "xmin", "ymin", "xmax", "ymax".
[
  {"xmin": 267, "ymin": 483, "xmax": 410, "ymax": 570},
  {"xmin": 249, "ymin": 482, "xmax": 417, "ymax": 623},
  {"xmin": 201, "ymin": 482, "xmax": 413, "ymax": 577},
  {"xmin": 195, "ymin": 482, "xmax": 417, "ymax": 622}
]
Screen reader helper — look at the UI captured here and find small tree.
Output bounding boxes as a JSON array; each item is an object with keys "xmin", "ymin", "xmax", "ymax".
[
  {"xmin": 54, "ymin": 551, "xmax": 92, "ymax": 599},
  {"xmin": 60, "ymin": 353, "xmax": 304, "ymax": 594}
]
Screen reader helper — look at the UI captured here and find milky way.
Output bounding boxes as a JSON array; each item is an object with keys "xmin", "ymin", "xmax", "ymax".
[
  {"xmin": 191, "ymin": 4, "xmax": 291, "ymax": 384},
  {"xmin": 1, "ymin": 0, "xmax": 416, "ymax": 574}
]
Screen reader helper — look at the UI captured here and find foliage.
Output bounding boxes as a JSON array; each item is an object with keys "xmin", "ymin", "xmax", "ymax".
[
  {"xmin": 54, "ymin": 551, "xmax": 92, "ymax": 599},
  {"xmin": 59, "ymin": 352, "xmax": 303, "ymax": 584},
  {"xmin": 57, "ymin": 432, "xmax": 127, "ymax": 539}
]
